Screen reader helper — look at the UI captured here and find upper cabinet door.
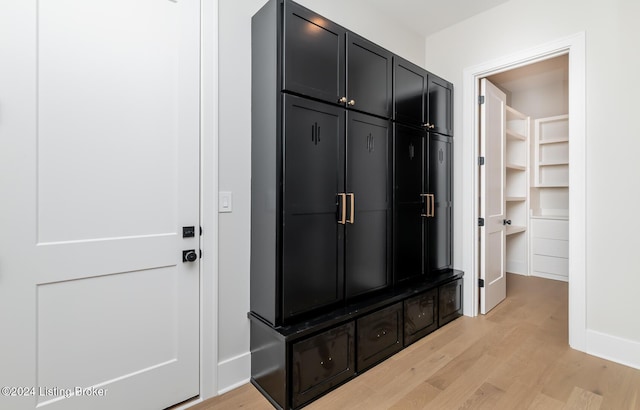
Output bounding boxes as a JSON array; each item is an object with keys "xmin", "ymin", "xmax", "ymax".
[
  {"xmin": 283, "ymin": 1, "xmax": 345, "ymax": 104},
  {"xmin": 346, "ymin": 33, "xmax": 392, "ymax": 119},
  {"xmin": 393, "ymin": 57, "xmax": 427, "ymax": 126},
  {"xmin": 427, "ymin": 75, "xmax": 453, "ymax": 137}
]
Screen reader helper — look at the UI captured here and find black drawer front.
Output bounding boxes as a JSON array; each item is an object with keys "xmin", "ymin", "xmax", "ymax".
[
  {"xmin": 439, "ymin": 278, "xmax": 463, "ymax": 326},
  {"xmin": 292, "ymin": 322, "xmax": 355, "ymax": 408},
  {"xmin": 404, "ymin": 288, "xmax": 438, "ymax": 346},
  {"xmin": 356, "ymin": 302, "xmax": 403, "ymax": 371}
]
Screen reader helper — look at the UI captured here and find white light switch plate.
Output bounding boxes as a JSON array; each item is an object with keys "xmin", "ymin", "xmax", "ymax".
[{"xmin": 219, "ymin": 191, "xmax": 232, "ymax": 213}]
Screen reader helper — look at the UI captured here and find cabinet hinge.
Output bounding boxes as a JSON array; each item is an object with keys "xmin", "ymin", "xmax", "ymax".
[
  {"xmin": 478, "ymin": 156, "xmax": 485, "ymax": 166},
  {"xmin": 479, "ymin": 279, "xmax": 485, "ymax": 288},
  {"xmin": 478, "ymin": 217, "xmax": 485, "ymax": 227},
  {"xmin": 200, "ymin": 249, "xmax": 203, "ymax": 259},
  {"xmin": 200, "ymin": 226, "xmax": 203, "ymax": 236},
  {"xmin": 478, "ymin": 95, "xmax": 485, "ymax": 104}
]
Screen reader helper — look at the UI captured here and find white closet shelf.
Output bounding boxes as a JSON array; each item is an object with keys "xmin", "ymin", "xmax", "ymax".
[
  {"xmin": 539, "ymin": 161, "xmax": 569, "ymax": 166},
  {"xmin": 539, "ymin": 137, "xmax": 568, "ymax": 145},
  {"xmin": 506, "ymin": 225, "xmax": 526, "ymax": 235},
  {"xmin": 506, "ymin": 196, "xmax": 526, "ymax": 202},
  {"xmin": 506, "ymin": 129, "xmax": 526, "ymax": 141},
  {"xmin": 537, "ymin": 183, "xmax": 568, "ymax": 188},
  {"xmin": 506, "ymin": 105, "xmax": 527, "ymax": 119},
  {"xmin": 506, "ymin": 163, "xmax": 526, "ymax": 171}
]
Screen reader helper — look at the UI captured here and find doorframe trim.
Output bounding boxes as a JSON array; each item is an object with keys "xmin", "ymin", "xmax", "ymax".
[
  {"xmin": 199, "ymin": 0, "xmax": 220, "ymax": 402},
  {"xmin": 461, "ymin": 32, "xmax": 586, "ymax": 351}
]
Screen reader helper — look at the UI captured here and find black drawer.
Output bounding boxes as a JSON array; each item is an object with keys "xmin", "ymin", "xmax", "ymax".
[
  {"xmin": 404, "ymin": 288, "xmax": 438, "ymax": 346},
  {"xmin": 439, "ymin": 278, "xmax": 463, "ymax": 326},
  {"xmin": 291, "ymin": 322, "xmax": 355, "ymax": 408},
  {"xmin": 356, "ymin": 302, "xmax": 403, "ymax": 371}
]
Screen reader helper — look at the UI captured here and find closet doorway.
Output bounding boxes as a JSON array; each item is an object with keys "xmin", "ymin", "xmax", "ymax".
[
  {"xmin": 479, "ymin": 55, "xmax": 570, "ymax": 313},
  {"xmin": 464, "ymin": 33, "xmax": 586, "ymax": 350}
]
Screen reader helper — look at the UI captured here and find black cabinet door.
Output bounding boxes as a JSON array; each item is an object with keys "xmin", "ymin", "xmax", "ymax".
[
  {"xmin": 346, "ymin": 33, "xmax": 392, "ymax": 118},
  {"xmin": 426, "ymin": 134, "xmax": 452, "ymax": 273},
  {"xmin": 345, "ymin": 112, "xmax": 391, "ymax": 298},
  {"xmin": 427, "ymin": 75, "xmax": 453, "ymax": 137},
  {"xmin": 283, "ymin": 0, "xmax": 345, "ymax": 104},
  {"xmin": 393, "ymin": 57, "xmax": 427, "ymax": 126},
  {"xmin": 282, "ymin": 95, "xmax": 345, "ymax": 321},
  {"xmin": 393, "ymin": 124, "xmax": 425, "ymax": 283}
]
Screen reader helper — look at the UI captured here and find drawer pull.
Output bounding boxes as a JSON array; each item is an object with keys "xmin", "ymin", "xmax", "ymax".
[
  {"xmin": 320, "ymin": 357, "xmax": 332, "ymax": 365},
  {"xmin": 376, "ymin": 329, "xmax": 388, "ymax": 338}
]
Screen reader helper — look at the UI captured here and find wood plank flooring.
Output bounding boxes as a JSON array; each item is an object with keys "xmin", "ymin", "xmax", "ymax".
[{"xmin": 191, "ymin": 274, "xmax": 640, "ymax": 409}]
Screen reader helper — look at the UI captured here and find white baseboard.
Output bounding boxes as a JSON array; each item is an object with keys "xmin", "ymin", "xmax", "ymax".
[
  {"xmin": 586, "ymin": 329, "xmax": 640, "ymax": 370},
  {"xmin": 530, "ymin": 271, "xmax": 568, "ymax": 282},
  {"xmin": 217, "ymin": 351, "xmax": 251, "ymax": 395}
]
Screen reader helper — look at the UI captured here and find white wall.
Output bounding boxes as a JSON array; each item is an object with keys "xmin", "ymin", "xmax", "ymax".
[
  {"xmin": 424, "ymin": 0, "xmax": 640, "ymax": 364},
  {"xmin": 217, "ymin": 0, "xmax": 426, "ymax": 392}
]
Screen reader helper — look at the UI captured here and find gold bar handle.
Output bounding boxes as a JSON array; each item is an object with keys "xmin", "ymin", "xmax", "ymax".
[
  {"xmin": 338, "ymin": 193, "xmax": 347, "ymax": 225},
  {"xmin": 420, "ymin": 193, "xmax": 428, "ymax": 217},
  {"xmin": 430, "ymin": 194, "xmax": 435, "ymax": 217},
  {"xmin": 348, "ymin": 193, "xmax": 355, "ymax": 224}
]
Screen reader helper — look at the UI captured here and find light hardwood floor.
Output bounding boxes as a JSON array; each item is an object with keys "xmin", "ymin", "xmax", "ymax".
[{"xmin": 192, "ymin": 274, "xmax": 640, "ymax": 409}]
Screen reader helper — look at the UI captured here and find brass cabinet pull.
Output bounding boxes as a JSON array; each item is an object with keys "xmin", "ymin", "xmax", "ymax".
[
  {"xmin": 348, "ymin": 193, "xmax": 355, "ymax": 224},
  {"xmin": 347, "ymin": 99, "xmax": 356, "ymax": 106},
  {"xmin": 338, "ymin": 193, "xmax": 347, "ymax": 224},
  {"xmin": 430, "ymin": 194, "xmax": 435, "ymax": 217},
  {"xmin": 338, "ymin": 96, "xmax": 347, "ymax": 104},
  {"xmin": 420, "ymin": 194, "xmax": 435, "ymax": 217},
  {"xmin": 420, "ymin": 193, "xmax": 428, "ymax": 217}
]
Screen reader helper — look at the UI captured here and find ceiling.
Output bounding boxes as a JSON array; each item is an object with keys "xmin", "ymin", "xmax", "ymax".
[
  {"xmin": 488, "ymin": 54, "xmax": 569, "ymax": 92},
  {"xmin": 359, "ymin": 0, "xmax": 512, "ymax": 38}
]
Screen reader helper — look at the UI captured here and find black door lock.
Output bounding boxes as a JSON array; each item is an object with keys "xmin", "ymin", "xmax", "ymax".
[{"xmin": 183, "ymin": 250, "xmax": 198, "ymax": 263}]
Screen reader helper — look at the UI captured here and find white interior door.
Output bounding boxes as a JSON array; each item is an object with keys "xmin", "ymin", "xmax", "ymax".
[
  {"xmin": 479, "ymin": 79, "xmax": 507, "ymax": 314},
  {"xmin": 0, "ymin": 1, "xmax": 200, "ymax": 409}
]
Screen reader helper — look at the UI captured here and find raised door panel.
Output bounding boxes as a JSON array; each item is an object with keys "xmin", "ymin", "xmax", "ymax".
[
  {"xmin": 1, "ymin": 1, "xmax": 201, "ymax": 408},
  {"xmin": 345, "ymin": 113, "xmax": 391, "ymax": 298},
  {"xmin": 292, "ymin": 322, "xmax": 355, "ymax": 408},
  {"xmin": 393, "ymin": 124, "xmax": 425, "ymax": 283},
  {"xmin": 393, "ymin": 57, "xmax": 427, "ymax": 126},
  {"xmin": 282, "ymin": 95, "xmax": 345, "ymax": 321},
  {"xmin": 427, "ymin": 76, "xmax": 453, "ymax": 137},
  {"xmin": 426, "ymin": 134, "xmax": 452, "ymax": 274},
  {"xmin": 283, "ymin": 0, "xmax": 345, "ymax": 104},
  {"xmin": 356, "ymin": 303, "xmax": 403, "ymax": 371},
  {"xmin": 404, "ymin": 288, "xmax": 438, "ymax": 346},
  {"xmin": 346, "ymin": 32, "xmax": 392, "ymax": 118}
]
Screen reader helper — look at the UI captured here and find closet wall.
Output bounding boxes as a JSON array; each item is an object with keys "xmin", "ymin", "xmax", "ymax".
[{"xmin": 487, "ymin": 54, "xmax": 569, "ymax": 280}]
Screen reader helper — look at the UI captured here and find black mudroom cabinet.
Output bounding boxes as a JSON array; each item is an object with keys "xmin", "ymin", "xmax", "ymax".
[
  {"xmin": 250, "ymin": 1, "xmax": 462, "ymax": 408},
  {"xmin": 393, "ymin": 56, "xmax": 454, "ymax": 284},
  {"xmin": 393, "ymin": 56, "xmax": 453, "ymax": 136},
  {"xmin": 282, "ymin": 0, "xmax": 392, "ymax": 118},
  {"xmin": 393, "ymin": 124, "xmax": 453, "ymax": 284},
  {"xmin": 280, "ymin": 94, "xmax": 392, "ymax": 323}
]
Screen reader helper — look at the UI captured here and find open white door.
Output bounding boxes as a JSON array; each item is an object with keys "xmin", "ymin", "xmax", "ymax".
[
  {"xmin": 0, "ymin": 1, "xmax": 200, "ymax": 409},
  {"xmin": 479, "ymin": 79, "xmax": 507, "ymax": 314}
]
